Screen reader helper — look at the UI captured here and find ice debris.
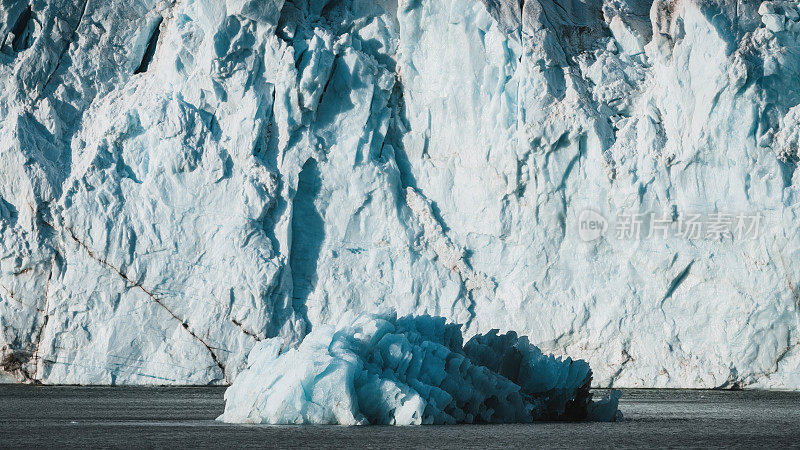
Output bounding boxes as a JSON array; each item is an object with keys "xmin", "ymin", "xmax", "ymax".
[{"xmin": 219, "ymin": 313, "xmax": 621, "ymax": 425}]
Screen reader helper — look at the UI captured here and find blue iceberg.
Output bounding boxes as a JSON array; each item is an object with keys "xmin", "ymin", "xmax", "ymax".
[{"xmin": 219, "ymin": 312, "xmax": 621, "ymax": 425}]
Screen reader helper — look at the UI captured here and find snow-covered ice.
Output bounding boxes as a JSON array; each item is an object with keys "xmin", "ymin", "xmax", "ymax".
[
  {"xmin": 219, "ymin": 312, "xmax": 621, "ymax": 424},
  {"xmin": 1, "ymin": 0, "xmax": 800, "ymax": 389}
]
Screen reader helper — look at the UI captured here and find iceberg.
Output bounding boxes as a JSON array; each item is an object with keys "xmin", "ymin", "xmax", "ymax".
[{"xmin": 219, "ymin": 312, "xmax": 621, "ymax": 425}]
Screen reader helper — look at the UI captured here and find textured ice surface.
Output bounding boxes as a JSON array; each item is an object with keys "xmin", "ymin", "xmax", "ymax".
[
  {"xmin": 219, "ymin": 312, "xmax": 621, "ymax": 424},
  {"xmin": 1, "ymin": 0, "xmax": 800, "ymax": 388}
]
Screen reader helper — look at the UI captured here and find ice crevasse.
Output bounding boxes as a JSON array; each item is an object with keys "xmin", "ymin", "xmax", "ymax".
[{"xmin": 0, "ymin": 0, "xmax": 800, "ymax": 391}]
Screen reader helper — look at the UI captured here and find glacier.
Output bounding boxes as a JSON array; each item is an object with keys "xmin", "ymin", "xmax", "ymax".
[
  {"xmin": 218, "ymin": 312, "xmax": 621, "ymax": 424},
  {"xmin": 1, "ymin": 0, "xmax": 800, "ymax": 390}
]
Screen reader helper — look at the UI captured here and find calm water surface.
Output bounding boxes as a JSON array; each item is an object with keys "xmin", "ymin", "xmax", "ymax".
[{"xmin": 1, "ymin": 386, "xmax": 799, "ymax": 448}]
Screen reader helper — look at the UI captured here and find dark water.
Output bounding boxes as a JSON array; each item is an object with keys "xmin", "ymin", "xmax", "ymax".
[{"xmin": 1, "ymin": 386, "xmax": 799, "ymax": 448}]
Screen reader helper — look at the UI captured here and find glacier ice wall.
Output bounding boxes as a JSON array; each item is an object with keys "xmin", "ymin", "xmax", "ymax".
[
  {"xmin": 1, "ymin": 0, "xmax": 799, "ymax": 388},
  {"xmin": 218, "ymin": 312, "xmax": 621, "ymax": 424}
]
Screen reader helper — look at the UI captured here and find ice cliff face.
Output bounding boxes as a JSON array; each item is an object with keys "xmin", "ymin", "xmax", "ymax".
[{"xmin": 1, "ymin": 0, "xmax": 799, "ymax": 388}]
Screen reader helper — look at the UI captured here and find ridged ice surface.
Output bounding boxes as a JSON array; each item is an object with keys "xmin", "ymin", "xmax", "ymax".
[
  {"xmin": 1, "ymin": 0, "xmax": 799, "ymax": 389},
  {"xmin": 218, "ymin": 313, "xmax": 621, "ymax": 424}
]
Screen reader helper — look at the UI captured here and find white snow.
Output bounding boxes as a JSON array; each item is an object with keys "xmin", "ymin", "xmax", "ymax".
[
  {"xmin": 0, "ymin": 0, "xmax": 799, "ymax": 390},
  {"xmin": 218, "ymin": 312, "xmax": 621, "ymax": 424}
]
